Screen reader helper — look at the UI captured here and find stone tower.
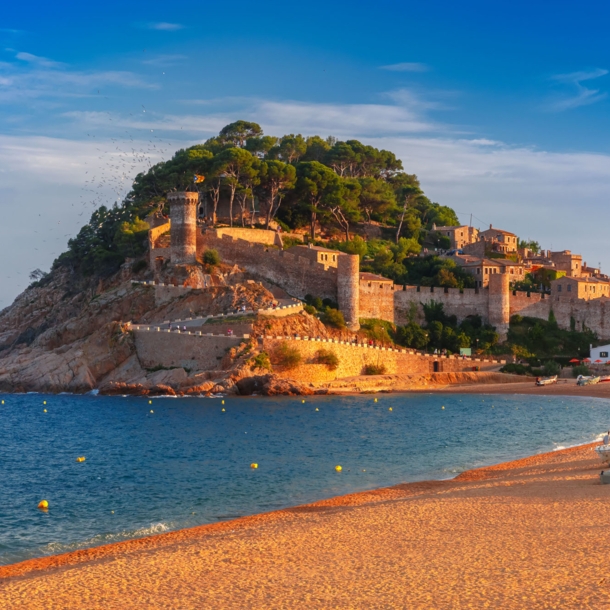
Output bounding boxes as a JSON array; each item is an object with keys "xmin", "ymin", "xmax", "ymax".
[
  {"xmin": 488, "ymin": 272, "xmax": 510, "ymax": 341},
  {"xmin": 168, "ymin": 191, "xmax": 199, "ymax": 265},
  {"xmin": 337, "ymin": 254, "xmax": 360, "ymax": 331}
]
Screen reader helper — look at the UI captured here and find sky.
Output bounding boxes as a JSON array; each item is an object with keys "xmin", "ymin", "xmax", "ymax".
[{"xmin": 1, "ymin": 0, "xmax": 610, "ymax": 306}]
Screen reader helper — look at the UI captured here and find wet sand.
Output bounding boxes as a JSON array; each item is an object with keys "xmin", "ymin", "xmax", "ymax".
[{"xmin": 2, "ymin": 442, "xmax": 610, "ymax": 608}]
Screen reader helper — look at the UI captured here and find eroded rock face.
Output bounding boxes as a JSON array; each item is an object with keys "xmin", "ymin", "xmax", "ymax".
[{"xmin": 0, "ymin": 264, "xmax": 276, "ymax": 395}]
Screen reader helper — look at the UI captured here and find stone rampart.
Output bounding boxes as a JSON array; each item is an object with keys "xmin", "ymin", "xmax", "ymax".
[
  {"xmin": 134, "ymin": 330, "xmax": 243, "ymax": 371},
  {"xmin": 198, "ymin": 232, "xmax": 339, "ymax": 301},
  {"xmin": 261, "ymin": 336, "xmax": 504, "ymax": 382}
]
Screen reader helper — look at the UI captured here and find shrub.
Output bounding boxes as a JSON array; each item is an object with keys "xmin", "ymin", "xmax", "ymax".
[
  {"xmin": 304, "ymin": 294, "xmax": 324, "ymax": 310},
  {"xmin": 315, "ymin": 349, "xmax": 339, "ymax": 370},
  {"xmin": 573, "ymin": 364, "xmax": 591, "ymax": 377},
  {"xmin": 303, "ymin": 304, "xmax": 317, "ymax": 315},
  {"xmin": 275, "ymin": 342, "xmax": 302, "ymax": 369},
  {"xmin": 542, "ymin": 360, "xmax": 561, "ymax": 376},
  {"xmin": 132, "ymin": 259, "xmax": 148, "ymax": 274},
  {"xmin": 251, "ymin": 351, "xmax": 271, "ymax": 371},
  {"xmin": 321, "ymin": 307, "xmax": 346, "ymax": 329},
  {"xmin": 203, "ymin": 249, "xmax": 220, "ymax": 266},
  {"xmin": 500, "ymin": 363, "xmax": 530, "ymax": 376},
  {"xmin": 363, "ymin": 363, "xmax": 387, "ymax": 375}
]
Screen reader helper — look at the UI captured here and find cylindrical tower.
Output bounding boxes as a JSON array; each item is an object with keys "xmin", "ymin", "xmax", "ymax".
[
  {"xmin": 337, "ymin": 254, "xmax": 360, "ymax": 331},
  {"xmin": 168, "ymin": 191, "xmax": 199, "ymax": 265},
  {"xmin": 488, "ymin": 272, "xmax": 510, "ymax": 341}
]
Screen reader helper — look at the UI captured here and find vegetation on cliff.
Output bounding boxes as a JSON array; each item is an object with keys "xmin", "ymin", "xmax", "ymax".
[{"xmin": 52, "ymin": 120, "xmax": 459, "ymax": 281}]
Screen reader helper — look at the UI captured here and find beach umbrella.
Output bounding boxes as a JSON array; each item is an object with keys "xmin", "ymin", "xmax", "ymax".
[
  {"xmin": 583, "ymin": 358, "xmax": 591, "ymax": 362},
  {"xmin": 595, "ymin": 359, "xmax": 603, "ymax": 363},
  {"xmin": 569, "ymin": 358, "xmax": 580, "ymax": 363}
]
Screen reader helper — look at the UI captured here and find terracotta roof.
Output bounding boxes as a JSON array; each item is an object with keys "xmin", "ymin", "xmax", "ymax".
[
  {"xmin": 481, "ymin": 227, "xmax": 517, "ymax": 237},
  {"xmin": 433, "ymin": 225, "xmax": 469, "ymax": 231},
  {"xmin": 554, "ymin": 276, "xmax": 610, "ymax": 284},
  {"xmin": 292, "ymin": 245, "xmax": 343, "ymax": 254},
  {"xmin": 462, "ymin": 258, "xmax": 523, "ymax": 268}
]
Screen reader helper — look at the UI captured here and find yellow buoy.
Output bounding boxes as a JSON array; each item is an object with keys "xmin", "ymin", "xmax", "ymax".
[
  {"xmin": 222, "ymin": 408, "xmax": 225, "ymax": 412},
  {"xmin": 43, "ymin": 401, "xmax": 47, "ymax": 405},
  {"xmin": 389, "ymin": 407, "xmax": 393, "ymax": 411},
  {"xmin": 442, "ymin": 406, "xmax": 445, "ymax": 410},
  {"xmin": 315, "ymin": 408, "xmax": 319, "ymax": 411},
  {"xmin": 1, "ymin": 400, "xmax": 4, "ymax": 404},
  {"xmin": 374, "ymin": 398, "xmax": 378, "ymax": 402},
  {"xmin": 43, "ymin": 409, "xmax": 47, "ymax": 413},
  {"xmin": 38, "ymin": 500, "xmax": 49, "ymax": 510},
  {"xmin": 335, "ymin": 465, "xmax": 342, "ymax": 472},
  {"xmin": 302, "ymin": 399, "xmax": 305, "ymax": 403},
  {"xmin": 148, "ymin": 400, "xmax": 152, "ymax": 405},
  {"xmin": 251, "ymin": 463, "xmax": 258, "ymax": 469},
  {"xmin": 111, "ymin": 510, "xmax": 114, "ymax": 514},
  {"xmin": 222, "ymin": 400, "xmax": 225, "ymax": 405},
  {"xmin": 76, "ymin": 456, "xmax": 86, "ymax": 462},
  {"xmin": 150, "ymin": 410, "xmax": 154, "ymax": 413}
]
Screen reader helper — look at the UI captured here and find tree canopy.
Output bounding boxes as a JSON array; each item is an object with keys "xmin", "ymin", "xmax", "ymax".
[{"xmin": 54, "ymin": 121, "xmax": 462, "ymax": 278}]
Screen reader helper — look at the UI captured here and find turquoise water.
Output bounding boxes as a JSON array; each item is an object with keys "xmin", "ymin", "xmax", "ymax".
[{"xmin": 1, "ymin": 392, "xmax": 608, "ymax": 566}]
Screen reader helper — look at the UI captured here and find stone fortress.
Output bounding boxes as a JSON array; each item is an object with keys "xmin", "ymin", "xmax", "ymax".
[{"xmin": 148, "ymin": 192, "xmax": 610, "ymax": 342}]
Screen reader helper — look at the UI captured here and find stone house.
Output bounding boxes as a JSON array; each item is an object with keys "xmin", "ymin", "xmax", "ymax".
[
  {"xmin": 548, "ymin": 250, "xmax": 583, "ymax": 277},
  {"xmin": 461, "ymin": 258, "xmax": 526, "ymax": 288},
  {"xmin": 290, "ymin": 244, "xmax": 341, "ymax": 268},
  {"xmin": 551, "ymin": 276, "xmax": 610, "ymax": 300},
  {"xmin": 479, "ymin": 225, "xmax": 519, "ymax": 254},
  {"xmin": 431, "ymin": 224, "xmax": 479, "ymax": 250}
]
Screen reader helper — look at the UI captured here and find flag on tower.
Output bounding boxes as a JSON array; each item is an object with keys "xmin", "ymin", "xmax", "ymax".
[{"xmin": 193, "ymin": 174, "xmax": 205, "ymax": 183}]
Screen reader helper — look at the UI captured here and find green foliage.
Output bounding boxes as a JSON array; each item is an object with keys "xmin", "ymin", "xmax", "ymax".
[
  {"xmin": 315, "ymin": 349, "xmax": 339, "ymax": 370},
  {"xmin": 500, "ymin": 363, "xmax": 531, "ymax": 376},
  {"xmin": 506, "ymin": 315, "xmax": 596, "ymax": 360},
  {"xmin": 275, "ymin": 342, "xmax": 302, "ymax": 369},
  {"xmin": 53, "ymin": 121, "xmax": 462, "ymax": 283},
  {"xmin": 518, "ymin": 239, "xmax": 541, "ymax": 254},
  {"xmin": 542, "ymin": 360, "xmax": 561, "ymax": 376},
  {"xmin": 251, "ymin": 351, "xmax": 272, "ymax": 371},
  {"xmin": 573, "ymin": 364, "xmax": 591, "ymax": 377},
  {"xmin": 363, "ymin": 363, "xmax": 387, "ymax": 375},
  {"xmin": 360, "ymin": 318, "xmax": 395, "ymax": 344},
  {"xmin": 321, "ymin": 307, "xmax": 346, "ymax": 329},
  {"xmin": 303, "ymin": 304, "xmax": 317, "ymax": 315},
  {"xmin": 203, "ymin": 249, "xmax": 220, "ymax": 266}
]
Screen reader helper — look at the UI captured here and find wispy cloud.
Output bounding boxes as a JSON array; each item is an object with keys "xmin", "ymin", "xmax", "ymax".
[
  {"xmin": 0, "ymin": 28, "xmax": 24, "ymax": 35},
  {"xmin": 15, "ymin": 51, "xmax": 64, "ymax": 68},
  {"xmin": 548, "ymin": 68, "xmax": 608, "ymax": 111},
  {"xmin": 145, "ymin": 22, "xmax": 184, "ymax": 31},
  {"xmin": 380, "ymin": 62, "xmax": 428, "ymax": 72}
]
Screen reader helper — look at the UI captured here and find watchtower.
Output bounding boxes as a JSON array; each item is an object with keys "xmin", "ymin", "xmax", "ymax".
[
  {"xmin": 168, "ymin": 191, "xmax": 199, "ymax": 265},
  {"xmin": 337, "ymin": 254, "xmax": 360, "ymax": 331},
  {"xmin": 488, "ymin": 273, "xmax": 510, "ymax": 341}
]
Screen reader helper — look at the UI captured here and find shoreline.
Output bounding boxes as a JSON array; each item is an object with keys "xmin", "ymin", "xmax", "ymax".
[{"xmin": 2, "ymin": 441, "xmax": 610, "ymax": 607}]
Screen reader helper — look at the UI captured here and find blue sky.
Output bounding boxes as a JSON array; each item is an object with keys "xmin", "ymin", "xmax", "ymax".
[{"xmin": 1, "ymin": 0, "xmax": 609, "ymax": 304}]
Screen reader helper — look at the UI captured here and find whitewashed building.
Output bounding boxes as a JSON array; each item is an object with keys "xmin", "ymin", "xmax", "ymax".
[{"xmin": 590, "ymin": 344, "xmax": 610, "ymax": 363}]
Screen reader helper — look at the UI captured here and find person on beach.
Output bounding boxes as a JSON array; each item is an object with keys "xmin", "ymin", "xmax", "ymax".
[{"xmin": 604, "ymin": 431, "xmax": 610, "ymax": 445}]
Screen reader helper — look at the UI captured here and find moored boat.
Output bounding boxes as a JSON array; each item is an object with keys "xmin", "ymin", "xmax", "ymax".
[
  {"xmin": 536, "ymin": 375, "xmax": 558, "ymax": 386},
  {"xmin": 577, "ymin": 375, "xmax": 601, "ymax": 386}
]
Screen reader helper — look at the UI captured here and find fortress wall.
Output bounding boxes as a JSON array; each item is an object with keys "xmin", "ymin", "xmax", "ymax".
[
  {"xmin": 148, "ymin": 222, "xmax": 171, "ymax": 248},
  {"xmin": 509, "ymin": 291, "xmax": 551, "ymax": 320},
  {"xmin": 358, "ymin": 281, "xmax": 396, "ymax": 323},
  {"xmin": 261, "ymin": 337, "xmax": 503, "ymax": 383},
  {"xmin": 549, "ymin": 296, "xmax": 610, "ymax": 340},
  {"xmin": 135, "ymin": 330, "xmax": 242, "ymax": 371},
  {"xmin": 213, "ymin": 227, "xmax": 278, "ymax": 245},
  {"xmin": 392, "ymin": 286, "xmax": 490, "ymax": 326},
  {"xmin": 198, "ymin": 232, "xmax": 338, "ymax": 301}
]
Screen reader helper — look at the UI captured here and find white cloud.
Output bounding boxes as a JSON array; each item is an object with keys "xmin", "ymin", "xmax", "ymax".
[
  {"xmin": 15, "ymin": 51, "xmax": 63, "ymax": 68},
  {"xmin": 380, "ymin": 62, "xmax": 428, "ymax": 72},
  {"xmin": 548, "ymin": 68, "xmax": 608, "ymax": 111},
  {"xmin": 146, "ymin": 22, "xmax": 184, "ymax": 31}
]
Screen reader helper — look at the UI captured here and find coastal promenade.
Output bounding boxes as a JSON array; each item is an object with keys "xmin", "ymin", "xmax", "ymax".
[{"xmin": 2, "ymin": 442, "xmax": 609, "ymax": 608}]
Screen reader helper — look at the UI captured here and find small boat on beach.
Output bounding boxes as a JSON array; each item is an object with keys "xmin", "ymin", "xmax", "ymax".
[
  {"xmin": 536, "ymin": 375, "xmax": 558, "ymax": 386},
  {"xmin": 598, "ymin": 375, "xmax": 610, "ymax": 383},
  {"xmin": 596, "ymin": 445, "xmax": 610, "ymax": 464},
  {"xmin": 577, "ymin": 375, "xmax": 601, "ymax": 386}
]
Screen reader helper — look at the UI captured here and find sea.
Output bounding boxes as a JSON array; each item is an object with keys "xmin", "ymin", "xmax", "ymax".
[{"xmin": 1, "ymin": 391, "xmax": 608, "ymax": 566}]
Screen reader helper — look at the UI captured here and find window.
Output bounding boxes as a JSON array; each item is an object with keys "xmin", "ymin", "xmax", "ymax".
[
  {"xmin": 332, "ymin": 255, "xmax": 336, "ymax": 262},
  {"xmin": 567, "ymin": 284, "xmax": 572, "ymax": 292},
  {"xmin": 447, "ymin": 232, "xmax": 451, "ymax": 236},
  {"xmin": 601, "ymin": 352, "xmax": 609, "ymax": 358},
  {"xmin": 485, "ymin": 268, "xmax": 489, "ymax": 274},
  {"xmin": 477, "ymin": 268, "xmax": 481, "ymax": 275},
  {"xmin": 557, "ymin": 285, "xmax": 562, "ymax": 292}
]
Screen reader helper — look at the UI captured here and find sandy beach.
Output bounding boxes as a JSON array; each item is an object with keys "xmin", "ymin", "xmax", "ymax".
[{"xmin": 2, "ymin": 432, "xmax": 610, "ymax": 608}]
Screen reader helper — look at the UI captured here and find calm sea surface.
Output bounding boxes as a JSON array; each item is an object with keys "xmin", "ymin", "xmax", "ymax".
[{"xmin": 1, "ymin": 392, "xmax": 608, "ymax": 565}]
